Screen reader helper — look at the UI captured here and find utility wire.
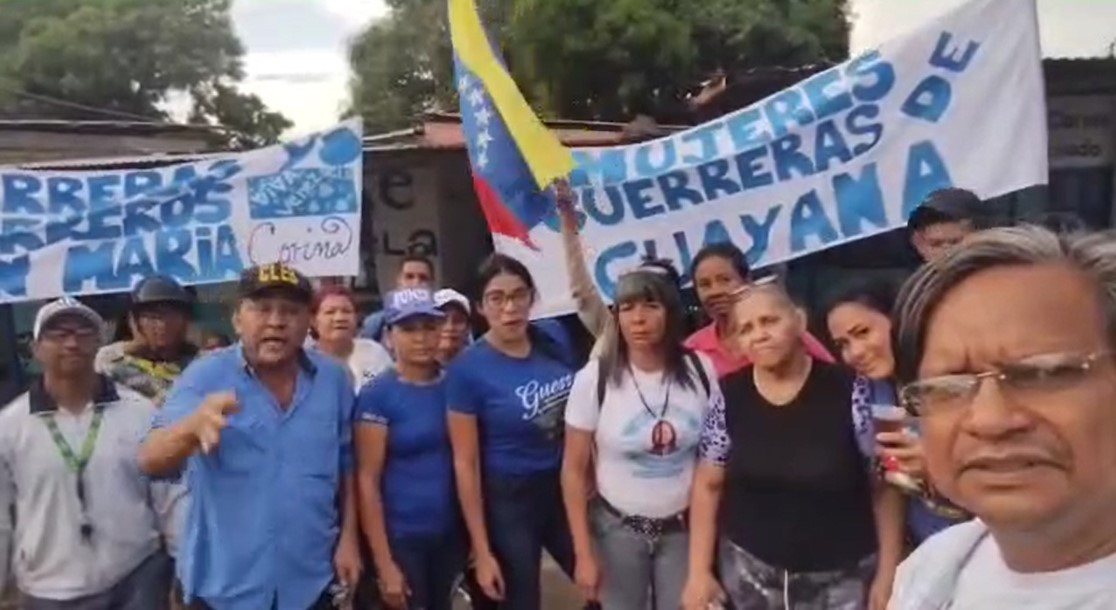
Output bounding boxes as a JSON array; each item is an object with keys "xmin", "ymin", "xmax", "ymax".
[{"xmin": 0, "ymin": 79, "xmax": 238, "ymax": 134}]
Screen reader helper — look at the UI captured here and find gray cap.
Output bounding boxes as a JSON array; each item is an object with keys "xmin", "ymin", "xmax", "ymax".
[{"xmin": 33, "ymin": 297, "xmax": 104, "ymax": 341}]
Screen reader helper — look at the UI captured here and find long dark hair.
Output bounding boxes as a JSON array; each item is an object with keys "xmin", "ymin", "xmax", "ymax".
[
  {"xmin": 473, "ymin": 253, "xmax": 574, "ymax": 367},
  {"xmin": 690, "ymin": 242, "xmax": 751, "ymax": 283},
  {"xmin": 600, "ymin": 268, "xmax": 695, "ymax": 390},
  {"xmin": 823, "ymin": 279, "xmax": 899, "ymax": 320}
]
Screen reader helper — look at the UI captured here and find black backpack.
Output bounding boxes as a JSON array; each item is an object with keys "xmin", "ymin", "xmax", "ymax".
[{"xmin": 595, "ymin": 350, "xmax": 711, "ymax": 408}]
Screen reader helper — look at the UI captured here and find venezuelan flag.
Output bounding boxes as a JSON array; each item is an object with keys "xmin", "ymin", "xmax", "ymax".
[{"xmin": 449, "ymin": 0, "xmax": 574, "ymax": 249}]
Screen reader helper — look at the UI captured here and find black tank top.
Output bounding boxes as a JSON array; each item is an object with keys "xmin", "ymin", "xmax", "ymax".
[{"xmin": 719, "ymin": 361, "xmax": 877, "ymax": 572}]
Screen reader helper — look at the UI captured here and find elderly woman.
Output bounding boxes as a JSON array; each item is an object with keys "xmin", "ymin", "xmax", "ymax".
[
  {"xmin": 889, "ymin": 226, "xmax": 1116, "ymax": 608},
  {"xmin": 310, "ymin": 285, "xmax": 393, "ymax": 391},
  {"xmin": 682, "ymin": 281, "xmax": 903, "ymax": 610}
]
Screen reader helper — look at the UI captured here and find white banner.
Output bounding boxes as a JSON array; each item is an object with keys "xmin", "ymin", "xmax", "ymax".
[
  {"xmin": 0, "ymin": 120, "xmax": 363, "ymax": 303},
  {"xmin": 496, "ymin": 0, "xmax": 1047, "ymax": 319}
]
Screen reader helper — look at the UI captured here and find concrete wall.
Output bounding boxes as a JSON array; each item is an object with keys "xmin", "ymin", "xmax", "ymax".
[
  {"xmin": 364, "ymin": 150, "xmax": 491, "ymax": 301},
  {"xmin": 1046, "ymin": 95, "xmax": 1116, "ymax": 226}
]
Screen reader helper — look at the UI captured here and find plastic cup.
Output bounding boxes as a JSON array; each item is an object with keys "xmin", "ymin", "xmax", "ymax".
[{"xmin": 871, "ymin": 404, "xmax": 908, "ymax": 435}]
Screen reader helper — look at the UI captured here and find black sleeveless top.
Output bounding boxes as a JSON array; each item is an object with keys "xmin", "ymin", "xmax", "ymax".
[{"xmin": 719, "ymin": 361, "xmax": 877, "ymax": 572}]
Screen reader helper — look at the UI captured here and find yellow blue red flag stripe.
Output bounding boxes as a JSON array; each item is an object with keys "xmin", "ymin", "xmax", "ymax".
[{"xmin": 449, "ymin": 0, "xmax": 574, "ymax": 249}]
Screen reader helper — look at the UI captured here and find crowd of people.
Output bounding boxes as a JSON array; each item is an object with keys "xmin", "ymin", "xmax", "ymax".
[{"xmin": 2, "ymin": 182, "xmax": 1116, "ymax": 610}]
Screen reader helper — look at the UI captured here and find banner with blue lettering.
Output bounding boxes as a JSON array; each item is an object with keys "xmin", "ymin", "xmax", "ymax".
[
  {"xmin": 0, "ymin": 120, "xmax": 363, "ymax": 303},
  {"xmin": 492, "ymin": 0, "xmax": 1047, "ymax": 319}
]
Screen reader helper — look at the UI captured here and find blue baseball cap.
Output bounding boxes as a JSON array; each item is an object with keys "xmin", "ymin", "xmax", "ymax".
[{"xmin": 383, "ymin": 288, "xmax": 445, "ymax": 326}]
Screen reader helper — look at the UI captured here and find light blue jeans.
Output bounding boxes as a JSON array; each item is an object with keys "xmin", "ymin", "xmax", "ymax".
[{"xmin": 591, "ymin": 501, "xmax": 689, "ymax": 610}]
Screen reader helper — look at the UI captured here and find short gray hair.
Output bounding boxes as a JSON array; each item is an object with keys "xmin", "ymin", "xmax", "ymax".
[{"xmin": 893, "ymin": 225, "xmax": 1116, "ymax": 384}]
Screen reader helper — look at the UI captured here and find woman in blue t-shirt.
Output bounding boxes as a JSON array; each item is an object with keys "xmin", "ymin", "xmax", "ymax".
[
  {"xmin": 355, "ymin": 287, "xmax": 466, "ymax": 610},
  {"xmin": 825, "ymin": 279, "xmax": 970, "ymax": 545},
  {"xmin": 446, "ymin": 253, "xmax": 580, "ymax": 610}
]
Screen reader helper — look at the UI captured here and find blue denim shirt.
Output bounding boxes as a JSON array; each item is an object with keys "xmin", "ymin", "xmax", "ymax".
[
  {"xmin": 359, "ymin": 310, "xmax": 386, "ymax": 342},
  {"xmin": 154, "ymin": 346, "xmax": 355, "ymax": 610}
]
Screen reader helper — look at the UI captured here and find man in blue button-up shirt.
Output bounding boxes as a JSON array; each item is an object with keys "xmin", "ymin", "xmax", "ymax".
[{"xmin": 139, "ymin": 263, "xmax": 362, "ymax": 610}]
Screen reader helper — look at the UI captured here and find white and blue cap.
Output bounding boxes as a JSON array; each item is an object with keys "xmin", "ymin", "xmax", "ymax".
[
  {"xmin": 384, "ymin": 287, "xmax": 445, "ymax": 326},
  {"xmin": 33, "ymin": 297, "xmax": 104, "ymax": 341}
]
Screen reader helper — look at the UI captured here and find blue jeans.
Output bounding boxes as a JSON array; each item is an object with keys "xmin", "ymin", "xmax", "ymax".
[
  {"xmin": 391, "ymin": 531, "xmax": 467, "ymax": 610},
  {"xmin": 591, "ymin": 502, "xmax": 688, "ymax": 610},
  {"xmin": 483, "ymin": 471, "xmax": 576, "ymax": 610}
]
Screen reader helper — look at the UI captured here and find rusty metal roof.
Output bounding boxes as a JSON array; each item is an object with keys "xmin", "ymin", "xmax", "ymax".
[
  {"xmin": 362, "ymin": 112, "xmax": 689, "ymax": 152},
  {"xmin": 0, "ymin": 119, "xmax": 221, "ymax": 136}
]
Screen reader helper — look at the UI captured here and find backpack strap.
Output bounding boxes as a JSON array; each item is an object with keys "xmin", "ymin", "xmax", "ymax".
[
  {"xmin": 684, "ymin": 350, "xmax": 711, "ymax": 398},
  {"xmin": 595, "ymin": 358, "xmax": 608, "ymax": 410}
]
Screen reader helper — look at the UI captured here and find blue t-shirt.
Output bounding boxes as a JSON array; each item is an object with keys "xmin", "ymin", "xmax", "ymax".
[
  {"xmin": 446, "ymin": 320, "xmax": 577, "ymax": 476},
  {"xmin": 355, "ymin": 369, "xmax": 457, "ymax": 539}
]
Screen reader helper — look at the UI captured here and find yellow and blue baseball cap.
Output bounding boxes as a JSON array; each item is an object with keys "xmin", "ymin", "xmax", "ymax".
[{"xmin": 238, "ymin": 262, "xmax": 314, "ymax": 303}]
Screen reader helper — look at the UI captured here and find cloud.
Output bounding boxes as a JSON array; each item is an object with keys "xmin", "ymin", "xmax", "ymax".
[
  {"xmin": 232, "ymin": 0, "xmax": 388, "ymax": 135},
  {"xmin": 240, "ymin": 51, "xmax": 353, "ymax": 136},
  {"xmin": 851, "ymin": 0, "xmax": 1116, "ymax": 57}
]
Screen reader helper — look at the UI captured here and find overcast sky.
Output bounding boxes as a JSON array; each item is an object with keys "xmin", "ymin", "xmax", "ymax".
[{"xmin": 231, "ymin": 0, "xmax": 1116, "ymax": 136}]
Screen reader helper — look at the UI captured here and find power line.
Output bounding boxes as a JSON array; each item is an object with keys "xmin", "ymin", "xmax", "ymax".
[
  {"xmin": 0, "ymin": 81, "xmax": 173, "ymax": 123},
  {"xmin": 0, "ymin": 80, "xmax": 245, "ymax": 138}
]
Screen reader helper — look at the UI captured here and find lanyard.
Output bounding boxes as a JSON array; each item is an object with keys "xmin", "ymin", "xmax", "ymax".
[
  {"xmin": 43, "ymin": 408, "xmax": 104, "ymax": 474},
  {"xmin": 42, "ymin": 408, "xmax": 104, "ymax": 541}
]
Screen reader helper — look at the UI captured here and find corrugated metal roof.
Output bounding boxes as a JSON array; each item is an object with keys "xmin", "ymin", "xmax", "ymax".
[
  {"xmin": 0, "ymin": 119, "xmax": 221, "ymax": 135},
  {"xmin": 1, "ymin": 151, "xmax": 220, "ymax": 171},
  {"xmin": 362, "ymin": 112, "xmax": 689, "ymax": 152}
]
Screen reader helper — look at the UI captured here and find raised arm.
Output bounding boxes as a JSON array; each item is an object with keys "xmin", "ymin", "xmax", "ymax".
[
  {"xmin": 555, "ymin": 180, "xmax": 609, "ymax": 339},
  {"xmin": 139, "ymin": 384, "xmax": 238, "ymax": 477}
]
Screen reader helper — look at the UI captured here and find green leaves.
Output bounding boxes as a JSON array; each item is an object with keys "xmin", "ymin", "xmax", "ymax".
[
  {"xmin": 348, "ymin": 0, "xmax": 849, "ymax": 129},
  {"xmin": 0, "ymin": 0, "xmax": 289, "ymax": 147}
]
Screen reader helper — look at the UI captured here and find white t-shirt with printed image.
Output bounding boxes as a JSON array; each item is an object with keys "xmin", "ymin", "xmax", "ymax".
[
  {"xmin": 346, "ymin": 339, "xmax": 394, "ymax": 393},
  {"xmin": 565, "ymin": 353, "xmax": 722, "ymax": 519}
]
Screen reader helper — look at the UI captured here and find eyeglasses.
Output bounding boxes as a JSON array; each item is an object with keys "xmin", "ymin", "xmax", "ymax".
[
  {"xmin": 900, "ymin": 351, "xmax": 1112, "ymax": 416},
  {"xmin": 40, "ymin": 327, "xmax": 99, "ymax": 342},
  {"xmin": 482, "ymin": 289, "xmax": 531, "ymax": 309},
  {"xmin": 730, "ymin": 274, "xmax": 779, "ymax": 299}
]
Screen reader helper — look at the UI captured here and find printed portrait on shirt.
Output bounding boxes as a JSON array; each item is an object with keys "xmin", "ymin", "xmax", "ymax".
[{"xmin": 620, "ymin": 407, "xmax": 701, "ymax": 478}]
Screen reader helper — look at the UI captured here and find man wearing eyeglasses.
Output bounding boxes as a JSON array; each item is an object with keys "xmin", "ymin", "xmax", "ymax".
[
  {"xmin": 0, "ymin": 298, "xmax": 176, "ymax": 609},
  {"xmin": 888, "ymin": 226, "xmax": 1116, "ymax": 608}
]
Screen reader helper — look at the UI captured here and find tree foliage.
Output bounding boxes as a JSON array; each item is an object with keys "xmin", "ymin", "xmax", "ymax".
[
  {"xmin": 348, "ymin": 0, "xmax": 849, "ymax": 131},
  {"xmin": 0, "ymin": 0, "xmax": 291, "ymax": 148}
]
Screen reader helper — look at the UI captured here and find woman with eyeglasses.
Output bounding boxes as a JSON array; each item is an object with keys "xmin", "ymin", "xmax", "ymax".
[
  {"xmin": 446, "ymin": 254, "xmax": 581, "ymax": 610},
  {"xmin": 683, "ymin": 281, "xmax": 904, "ymax": 610},
  {"xmin": 825, "ymin": 280, "xmax": 969, "ymax": 546},
  {"xmin": 355, "ymin": 288, "xmax": 465, "ymax": 610},
  {"xmin": 562, "ymin": 266, "xmax": 719, "ymax": 609}
]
